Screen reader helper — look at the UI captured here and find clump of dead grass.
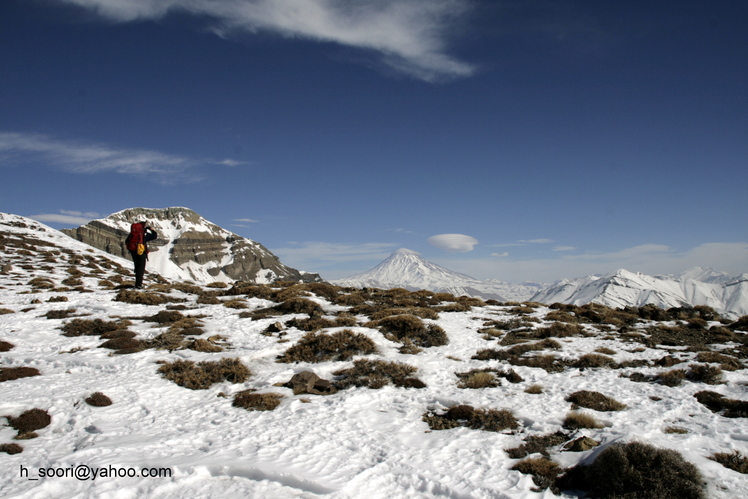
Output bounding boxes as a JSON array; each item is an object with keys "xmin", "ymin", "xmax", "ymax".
[
  {"xmin": 0, "ymin": 340, "xmax": 14, "ymax": 352},
  {"xmin": 709, "ymin": 450, "xmax": 748, "ymax": 474},
  {"xmin": 114, "ymin": 289, "xmax": 169, "ymax": 305},
  {"xmin": 333, "ymin": 359, "xmax": 425, "ymax": 389},
  {"xmin": 277, "ymin": 330, "xmax": 378, "ymax": 363},
  {"xmin": 0, "ymin": 443, "xmax": 23, "ymax": 454},
  {"xmin": 512, "ymin": 457, "xmax": 562, "ymax": 492},
  {"xmin": 505, "ymin": 431, "xmax": 568, "ymax": 459},
  {"xmin": 85, "ymin": 392, "xmax": 113, "ymax": 407},
  {"xmin": 562, "ymin": 411, "xmax": 603, "ymax": 429},
  {"xmin": 5, "ymin": 408, "xmax": 51, "ymax": 438},
  {"xmin": 423, "ymin": 404, "xmax": 519, "ymax": 433},
  {"xmin": 556, "ymin": 441, "xmax": 706, "ymax": 498},
  {"xmin": 0, "ymin": 366, "xmax": 41, "ymax": 382},
  {"xmin": 60, "ymin": 318, "xmax": 123, "ymax": 337},
  {"xmin": 566, "ymin": 390, "xmax": 626, "ymax": 411},
  {"xmin": 232, "ymin": 390, "xmax": 283, "ymax": 411},
  {"xmin": 694, "ymin": 391, "xmax": 748, "ymax": 418},
  {"xmin": 157, "ymin": 358, "xmax": 251, "ymax": 390},
  {"xmin": 375, "ymin": 314, "xmax": 448, "ymax": 348}
]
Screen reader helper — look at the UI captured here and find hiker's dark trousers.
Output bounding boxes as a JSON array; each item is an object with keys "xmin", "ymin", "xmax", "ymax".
[{"xmin": 129, "ymin": 250, "xmax": 147, "ymax": 288}]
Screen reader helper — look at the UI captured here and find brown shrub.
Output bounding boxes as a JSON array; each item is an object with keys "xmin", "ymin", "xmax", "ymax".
[
  {"xmin": 687, "ymin": 363, "xmax": 723, "ymax": 385},
  {"xmin": 233, "ymin": 391, "xmax": 283, "ymax": 411},
  {"xmin": 544, "ymin": 310, "xmax": 577, "ymax": 323},
  {"xmin": 710, "ymin": 450, "xmax": 748, "ymax": 474},
  {"xmin": 277, "ymin": 330, "xmax": 378, "ymax": 363},
  {"xmin": 423, "ymin": 405, "xmax": 519, "ymax": 433},
  {"xmin": 147, "ymin": 331, "xmax": 187, "ymax": 351},
  {"xmin": 145, "ymin": 310, "xmax": 185, "ymax": 324},
  {"xmin": 285, "ymin": 316, "xmax": 337, "ymax": 331},
  {"xmin": 509, "ymin": 354, "xmax": 567, "ymax": 373},
  {"xmin": 223, "ymin": 299, "xmax": 248, "ymax": 309},
  {"xmin": 656, "ymin": 369, "xmax": 687, "ymax": 387},
  {"xmin": 44, "ymin": 309, "xmax": 78, "ymax": 319},
  {"xmin": 99, "ymin": 337, "xmax": 143, "ymax": 352},
  {"xmin": 333, "ymin": 359, "xmax": 423, "ymax": 390},
  {"xmin": 60, "ymin": 318, "xmax": 122, "ymax": 337},
  {"xmin": 6, "ymin": 408, "xmax": 51, "ymax": 433},
  {"xmin": 0, "ymin": 340, "xmax": 14, "ymax": 352},
  {"xmin": 114, "ymin": 289, "xmax": 170, "ymax": 305},
  {"xmin": 188, "ymin": 338, "xmax": 224, "ymax": 352},
  {"xmin": 0, "ymin": 367, "xmax": 41, "ymax": 382},
  {"xmin": 506, "ymin": 338, "xmax": 562, "ymax": 356},
  {"xmin": 557, "ymin": 441, "xmax": 706, "ymax": 499},
  {"xmin": 0, "ymin": 308, "xmax": 15, "ymax": 315},
  {"xmin": 512, "ymin": 457, "xmax": 561, "ymax": 492},
  {"xmin": 595, "ymin": 347, "xmax": 617, "ymax": 355},
  {"xmin": 376, "ymin": 314, "xmax": 448, "ymax": 347},
  {"xmin": 573, "ymin": 353, "xmax": 617, "ymax": 369},
  {"xmin": 85, "ymin": 392, "xmax": 113, "ymax": 407},
  {"xmin": 567, "ymin": 390, "xmax": 626, "ymax": 411},
  {"xmin": 562, "ymin": 411, "xmax": 603, "ymax": 430},
  {"xmin": 694, "ymin": 391, "xmax": 748, "ymax": 418},
  {"xmin": 505, "ymin": 431, "xmax": 567, "ymax": 458},
  {"xmin": 537, "ymin": 322, "xmax": 585, "ymax": 338},
  {"xmin": 696, "ymin": 351, "xmax": 743, "ymax": 371},
  {"xmin": 524, "ymin": 384, "xmax": 543, "ymax": 394},
  {"xmin": 457, "ymin": 370, "xmax": 500, "ymax": 389},
  {"xmin": 157, "ymin": 358, "xmax": 251, "ymax": 390},
  {"xmin": 664, "ymin": 426, "xmax": 689, "ymax": 434},
  {"xmin": 0, "ymin": 443, "xmax": 23, "ymax": 454}
]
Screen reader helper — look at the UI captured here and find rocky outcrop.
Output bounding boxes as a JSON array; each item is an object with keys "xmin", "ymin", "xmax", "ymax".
[{"xmin": 62, "ymin": 207, "xmax": 322, "ymax": 284}]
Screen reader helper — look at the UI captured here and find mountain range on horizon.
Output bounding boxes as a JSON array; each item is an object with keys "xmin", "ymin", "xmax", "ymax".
[
  {"xmin": 11, "ymin": 206, "xmax": 748, "ymax": 319},
  {"xmin": 334, "ymin": 248, "xmax": 748, "ymax": 319}
]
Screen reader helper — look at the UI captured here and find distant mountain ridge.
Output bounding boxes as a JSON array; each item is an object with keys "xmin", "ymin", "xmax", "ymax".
[
  {"xmin": 62, "ymin": 207, "xmax": 321, "ymax": 285},
  {"xmin": 531, "ymin": 268, "xmax": 748, "ymax": 319},
  {"xmin": 332, "ymin": 248, "xmax": 546, "ymax": 302}
]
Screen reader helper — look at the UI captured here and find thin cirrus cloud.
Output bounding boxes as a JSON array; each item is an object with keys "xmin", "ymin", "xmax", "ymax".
[
  {"xmin": 30, "ymin": 210, "xmax": 102, "ymax": 226},
  {"xmin": 0, "ymin": 131, "xmax": 207, "ymax": 183},
  {"xmin": 52, "ymin": 0, "xmax": 476, "ymax": 81},
  {"xmin": 428, "ymin": 233, "xmax": 479, "ymax": 253}
]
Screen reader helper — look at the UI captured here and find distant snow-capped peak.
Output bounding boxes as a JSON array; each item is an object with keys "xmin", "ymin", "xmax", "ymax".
[{"xmin": 332, "ymin": 248, "xmax": 545, "ymax": 302}]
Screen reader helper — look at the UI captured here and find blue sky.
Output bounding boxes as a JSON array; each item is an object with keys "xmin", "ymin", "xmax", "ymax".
[{"xmin": 1, "ymin": 0, "xmax": 746, "ymax": 282}]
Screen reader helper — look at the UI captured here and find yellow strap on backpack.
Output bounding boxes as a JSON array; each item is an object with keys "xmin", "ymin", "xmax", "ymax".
[{"xmin": 137, "ymin": 243, "xmax": 145, "ymax": 256}]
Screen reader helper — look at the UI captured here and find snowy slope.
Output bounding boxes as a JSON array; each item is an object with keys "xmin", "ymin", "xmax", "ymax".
[
  {"xmin": 333, "ymin": 249, "xmax": 545, "ymax": 302},
  {"xmin": 532, "ymin": 269, "xmax": 748, "ymax": 319},
  {"xmin": 2, "ymin": 213, "xmax": 748, "ymax": 499}
]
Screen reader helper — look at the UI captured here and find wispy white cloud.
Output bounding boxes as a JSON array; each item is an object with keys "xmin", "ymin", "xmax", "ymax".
[
  {"xmin": 53, "ymin": 0, "xmax": 476, "ymax": 81},
  {"xmin": 30, "ymin": 210, "xmax": 102, "ymax": 226},
  {"xmin": 491, "ymin": 252, "xmax": 509, "ymax": 257},
  {"xmin": 0, "ymin": 131, "xmax": 198, "ymax": 183},
  {"xmin": 234, "ymin": 218, "xmax": 259, "ymax": 223},
  {"xmin": 428, "ymin": 233, "xmax": 478, "ymax": 253},
  {"xmin": 552, "ymin": 246, "xmax": 576, "ymax": 252},
  {"xmin": 518, "ymin": 238, "xmax": 554, "ymax": 244}
]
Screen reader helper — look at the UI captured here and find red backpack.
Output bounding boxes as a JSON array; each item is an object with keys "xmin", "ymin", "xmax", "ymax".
[{"xmin": 126, "ymin": 222, "xmax": 146, "ymax": 255}]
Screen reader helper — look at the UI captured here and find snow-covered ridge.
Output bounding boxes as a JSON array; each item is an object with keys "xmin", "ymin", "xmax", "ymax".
[
  {"xmin": 333, "ymin": 248, "xmax": 546, "ymax": 302},
  {"xmin": 532, "ymin": 268, "xmax": 748, "ymax": 319},
  {"xmin": 62, "ymin": 207, "xmax": 321, "ymax": 285}
]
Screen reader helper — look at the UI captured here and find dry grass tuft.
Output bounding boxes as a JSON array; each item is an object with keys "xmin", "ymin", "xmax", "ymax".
[
  {"xmin": 6, "ymin": 408, "xmax": 51, "ymax": 434},
  {"xmin": 60, "ymin": 318, "xmax": 122, "ymax": 337},
  {"xmin": 457, "ymin": 371, "xmax": 500, "ymax": 389},
  {"xmin": 157, "ymin": 358, "xmax": 251, "ymax": 390},
  {"xmin": 505, "ymin": 431, "xmax": 567, "ymax": 459},
  {"xmin": 709, "ymin": 450, "xmax": 748, "ymax": 474},
  {"xmin": 333, "ymin": 359, "xmax": 424, "ymax": 390},
  {"xmin": 0, "ymin": 443, "xmax": 23, "ymax": 454},
  {"xmin": 524, "ymin": 384, "xmax": 544, "ymax": 394},
  {"xmin": 694, "ymin": 391, "xmax": 748, "ymax": 418},
  {"xmin": 664, "ymin": 426, "xmax": 689, "ymax": 434},
  {"xmin": 233, "ymin": 391, "xmax": 283, "ymax": 411},
  {"xmin": 188, "ymin": 338, "xmax": 224, "ymax": 352},
  {"xmin": 376, "ymin": 314, "xmax": 449, "ymax": 348},
  {"xmin": 277, "ymin": 330, "xmax": 378, "ymax": 363},
  {"xmin": 696, "ymin": 351, "xmax": 743, "ymax": 371},
  {"xmin": 511, "ymin": 457, "xmax": 562, "ymax": 492},
  {"xmin": 562, "ymin": 411, "xmax": 603, "ymax": 429},
  {"xmin": 557, "ymin": 441, "xmax": 706, "ymax": 498},
  {"xmin": 0, "ymin": 340, "xmax": 14, "ymax": 352},
  {"xmin": 0, "ymin": 366, "xmax": 41, "ymax": 382},
  {"xmin": 566, "ymin": 390, "xmax": 626, "ymax": 411},
  {"xmin": 423, "ymin": 404, "xmax": 519, "ymax": 433},
  {"xmin": 85, "ymin": 392, "xmax": 113, "ymax": 407},
  {"xmin": 114, "ymin": 289, "xmax": 170, "ymax": 305}
]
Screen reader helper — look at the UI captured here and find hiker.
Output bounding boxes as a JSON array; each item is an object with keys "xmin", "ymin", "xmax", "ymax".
[{"xmin": 125, "ymin": 222, "xmax": 157, "ymax": 289}]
